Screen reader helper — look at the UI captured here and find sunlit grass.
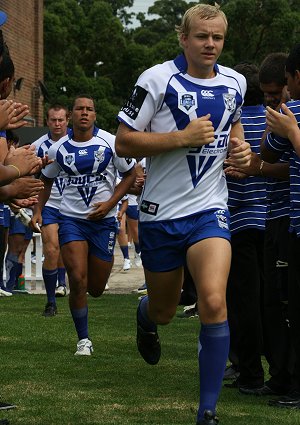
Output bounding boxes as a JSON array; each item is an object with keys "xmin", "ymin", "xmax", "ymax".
[{"xmin": 0, "ymin": 294, "xmax": 298, "ymax": 424}]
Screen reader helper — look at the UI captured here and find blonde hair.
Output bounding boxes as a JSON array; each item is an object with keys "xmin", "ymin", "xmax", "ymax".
[{"xmin": 175, "ymin": 3, "xmax": 228, "ymax": 45}]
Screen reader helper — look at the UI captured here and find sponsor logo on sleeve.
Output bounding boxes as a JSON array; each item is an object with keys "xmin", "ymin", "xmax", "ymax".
[{"xmin": 121, "ymin": 85, "xmax": 148, "ymax": 120}]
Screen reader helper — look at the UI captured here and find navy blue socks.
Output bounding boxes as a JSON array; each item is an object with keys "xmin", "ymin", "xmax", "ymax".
[{"xmin": 197, "ymin": 320, "xmax": 230, "ymax": 421}]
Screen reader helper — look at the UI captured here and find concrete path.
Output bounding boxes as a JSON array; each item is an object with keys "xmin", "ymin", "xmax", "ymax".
[{"xmin": 26, "ymin": 245, "xmax": 145, "ymax": 295}]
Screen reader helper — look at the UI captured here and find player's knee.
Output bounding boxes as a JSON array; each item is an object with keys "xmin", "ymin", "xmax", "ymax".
[
  {"xmin": 200, "ymin": 294, "xmax": 226, "ymax": 321},
  {"xmin": 43, "ymin": 243, "xmax": 59, "ymax": 260},
  {"xmin": 149, "ymin": 307, "xmax": 175, "ymax": 325},
  {"xmin": 88, "ymin": 288, "xmax": 103, "ymax": 298}
]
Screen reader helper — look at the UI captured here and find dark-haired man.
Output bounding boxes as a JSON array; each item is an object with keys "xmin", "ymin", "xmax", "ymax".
[
  {"xmin": 262, "ymin": 43, "xmax": 300, "ymax": 409},
  {"xmin": 31, "ymin": 95, "xmax": 136, "ymax": 355}
]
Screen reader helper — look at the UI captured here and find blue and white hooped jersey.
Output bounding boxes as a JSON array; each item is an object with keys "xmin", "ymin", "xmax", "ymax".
[
  {"xmin": 42, "ymin": 128, "xmax": 135, "ymax": 220},
  {"xmin": 264, "ymin": 100, "xmax": 300, "ymax": 235},
  {"xmin": 117, "ymin": 54, "xmax": 246, "ymax": 222},
  {"xmin": 32, "ymin": 133, "xmax": 69, "ymax": 210}
]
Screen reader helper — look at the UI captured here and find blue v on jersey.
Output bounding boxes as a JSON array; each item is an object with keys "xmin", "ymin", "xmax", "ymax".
[
  {"xmin": 117, "ymin": 53, "xmax": 246, "ymax": 222},
  {"xmin": 32, "ymin": 132, "xmax": 69, "ymax": 210},
  {"xmin": 42, "ymin": 127, "xmax": 135, "ymax": 220}
]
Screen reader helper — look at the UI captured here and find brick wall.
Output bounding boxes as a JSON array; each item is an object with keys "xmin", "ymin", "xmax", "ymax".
[{"xmin": 0, "ymin": 0, "xmax": 44, "ymax": 127}]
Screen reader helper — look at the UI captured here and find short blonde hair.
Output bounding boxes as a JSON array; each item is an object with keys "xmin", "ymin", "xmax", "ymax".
[{"xmin": 175, "ymin": 3, "xmax": 228, "ymax": 45}]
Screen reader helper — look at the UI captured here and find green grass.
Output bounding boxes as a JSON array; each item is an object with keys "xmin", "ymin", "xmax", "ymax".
[{"xmin": 0, "ymin": 294, "xmax": 299, "ymax": 424}]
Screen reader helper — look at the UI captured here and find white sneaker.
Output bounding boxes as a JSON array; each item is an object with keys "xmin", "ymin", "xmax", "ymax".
[
  {"xmin": 0, "ymin": 287, "xmax": 13, "ymax": 297},
  {"xmin": 134, "ymin": 252, "xmax": 142, "ymax": 267},
  {"xmin": 74, "ymin": 338, "xmax": 94, "ymax": 356},
  {"xmin": 123, "ymin": 258, "xmax": 131, "ymax": 271},
  {"xmin": 55, "ymin": 285, "xmax": 67, "ymax": 297}
]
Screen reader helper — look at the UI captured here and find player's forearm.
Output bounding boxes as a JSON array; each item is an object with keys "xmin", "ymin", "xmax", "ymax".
[
  {"xmin": 33, "ymin": 176, "xmax": 53, "ymax": 213},
  {"xmin": 116, "ymin": 124, "xmax": 185, "ymax": 158},
  {"xmin": 109, "ymin": 169, "xmax": 136, "ymax": 207}
]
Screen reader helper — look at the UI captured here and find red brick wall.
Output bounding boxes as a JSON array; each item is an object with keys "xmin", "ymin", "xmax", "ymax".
[{"xmin": 0, "ymin": 0, "xmax": 44, "ymax": 126}]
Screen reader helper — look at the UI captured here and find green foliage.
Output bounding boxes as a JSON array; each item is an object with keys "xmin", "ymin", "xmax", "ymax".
[{"xmin": 44, "ymin": 0, "xmax": 300, "ymax": 132}]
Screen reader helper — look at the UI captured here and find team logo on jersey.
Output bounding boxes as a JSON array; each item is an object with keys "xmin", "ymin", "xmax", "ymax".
[
  {"xmin": 178, "ymin": 92, "xmax": 198, "ymax": 114},
  {"xmin": 94, "ymin": 147, "xmax": 105, "ymax": 163},
  {"xmin": 223, "ymin": 93, "xmax": 236, "ymax": 113},
  {"xmin": 121, "ymin": 85, "xmax": 148, "ymax": 120},
  {"xmin": 215, "ymin": 209, "xmax": 229, "ymax": 230},
  {"xmin": 64, "ymin": 153, "xmax": 75, "ymax": 166}
]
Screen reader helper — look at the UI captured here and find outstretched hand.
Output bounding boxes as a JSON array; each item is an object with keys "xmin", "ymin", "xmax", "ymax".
[
  {"xmin": 0, "ymin": 101, "xmax": 30, "ymax": 130},
  {"xmin": 4, "ymin": 145, "xmax": 42, "ymax": 176}
]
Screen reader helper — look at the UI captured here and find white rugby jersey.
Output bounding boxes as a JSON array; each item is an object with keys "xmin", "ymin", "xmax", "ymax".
[
  {"xmin": 33, "ymin": 133, "xmax": 69, "ymax": 210},
  {"xmin": 118, "ymin": 54, "xmax": 246, "ymax": 222},
  {"xmin": 42, "ymin": 127, "xmax": 135, "ymax": 220}
]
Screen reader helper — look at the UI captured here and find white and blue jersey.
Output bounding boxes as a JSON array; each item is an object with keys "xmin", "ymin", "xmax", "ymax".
[
  {"xmin": 227, "ymin": 105, "xmax": 267, "ymax": 234},
  {"xmin": 32, "ymin": 132, "xmax": 69, "ymax": 210},
  {"xmin": 42, "ymin": 127, "xmax": 135, "ymax": 220},
  {"xmin": 264, "ymin": 100, "xmax": 300, "ymax": 235},
  {"xmin": 117, "ymin": 53, "xmax": 246, "ymax": 222}
]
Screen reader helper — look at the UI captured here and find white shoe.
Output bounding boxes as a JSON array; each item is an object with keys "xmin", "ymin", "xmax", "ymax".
[
  {"xmin": 55, "ymin": 285, "xmax": 67, "ymax": 297},
  {"xmin": 0, "ymin": 287, "xmax": 13, "ymax": 297},
  {"xmin": 123, "ymin": 258, "xmax": 131, "ymax": 271},
  {"xmin": 15, "ymin": 208, "xmax": 31, "ymax": 227},
  {"xmin": 74, "ymin": 338, "xmax": 94, "ymax": 356},
  {"xmin": 134, "ymin": 252, "xmax": 142, "ymax": 267}
]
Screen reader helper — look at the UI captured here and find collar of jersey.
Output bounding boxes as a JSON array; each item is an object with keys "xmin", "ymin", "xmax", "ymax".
[{"xmin": 174, "ymin": 53, "xmax": 219, "ymax": 75}]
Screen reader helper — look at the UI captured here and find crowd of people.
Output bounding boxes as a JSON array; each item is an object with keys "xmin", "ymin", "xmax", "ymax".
[{"xmin": 1, "ymin": 2, "xmax": 300, "ymax": 425}]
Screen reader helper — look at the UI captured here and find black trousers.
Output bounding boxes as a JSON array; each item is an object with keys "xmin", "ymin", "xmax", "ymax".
[
  {"xmin": 263, "ymin": 217, "xmax": 294, "ymax": 392},
  {"xmin": 288, "ymin": 231, "xmax": 300, "ymax": 389},
  {"xmin": 227, "ymin": 229, "xmax": 265, "ymax": 387}
]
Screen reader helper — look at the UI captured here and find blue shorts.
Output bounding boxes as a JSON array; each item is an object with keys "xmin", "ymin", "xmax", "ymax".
[
  {"xmin": 126, "ymin": 205, "xmax": 139, "ymax": 221},
  {"xmin": 42, "ymin": 206, "xmax": 62, "ymax": 226},
  {"xmin": 58, "ymin": 215, "xmax": 117, "ymax": 262},
  {"xmin": 139, "ymin": 209, "xmax": 231, "ymax": 272},
  {"xmin": 9, "ymin": 216, "xmax": 33, "ymax": 240},
  {"xmin": 0, "ymin": 204, "xmax": 10, "ymax": 227}
]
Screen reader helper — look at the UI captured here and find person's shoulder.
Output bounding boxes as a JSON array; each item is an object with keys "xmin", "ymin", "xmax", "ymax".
[
  {"xmin": 218, "ymin": 64, "xmax": 246, "ymax": 82},
  {"xmin": 32, "ymin": 132, "xmax": 49, "ymax": 147},
  {"xmin": 93, "ymin": 128, "xmax": 115, "ymax": 145},
  {"xmin": 49, "ymin": 134, "xmax": 70, "ymax": 152},
  {"xmin": 140, "ymin": 58, "xmax": 181, "ymax": 83}
]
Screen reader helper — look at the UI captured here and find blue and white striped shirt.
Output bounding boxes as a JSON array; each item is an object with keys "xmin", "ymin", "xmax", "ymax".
[
  {"xmin": 227, "ymin": 105, "xmax": 267, "ymax": 234},
  {"xmin": 264, "ymin": 100, "xmax": 300, "ymax": 235}
]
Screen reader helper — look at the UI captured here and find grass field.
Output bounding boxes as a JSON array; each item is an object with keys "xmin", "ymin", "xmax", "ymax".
[{"xmin": 0, "ymin": 294, "xmax": 299, "ymax": 424}]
